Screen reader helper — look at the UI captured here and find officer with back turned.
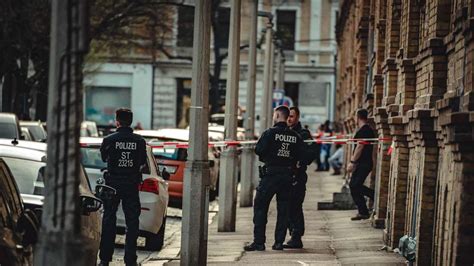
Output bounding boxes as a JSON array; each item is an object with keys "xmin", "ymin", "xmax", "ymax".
[
  {"xmin": 284, "ymin": 106, "xmax": 317, "ymax": 249},
  {"xmin": 98, "ymin": 108, "xmax": 147, "ymax": 266},
  {"xmin": 244, "ymin": 105, "xmax": 305, "ymax": 251}
]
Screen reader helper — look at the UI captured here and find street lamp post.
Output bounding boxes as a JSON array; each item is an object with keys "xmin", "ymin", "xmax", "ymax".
[
  {"xmin": 266, "ymin": 33, "xmax": 276, "ymax": 129},
  {"xmin": 180, "ymin": 0, "xmax": 212, "ymax": 264},
  {"xmin": 276, "ymin": 48, "xmax": 285, "ymax": 92},
  {"xmin": 259, "ymin": 19, "xmax": 274, "ymax": 134},
  {"xmin": 240, "ymin": 0, "xmax": 259, "ymax": 208},
  {"xmin": 218, "ymin": 0, "xmax": 242, "ymax": 232},
  {"xmin": 35, "ymin": 0, "xmax": 91, "ymax": 265}
]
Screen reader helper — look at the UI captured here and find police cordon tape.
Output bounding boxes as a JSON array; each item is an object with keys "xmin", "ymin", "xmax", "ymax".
[{"xmin": 149, "ymin": 137, "xmax": 393, "ymax": 150}]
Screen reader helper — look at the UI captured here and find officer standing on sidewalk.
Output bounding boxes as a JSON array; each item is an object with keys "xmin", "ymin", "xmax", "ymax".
[
  {"xmin": 98, "ymin": 108, "xmax": 147, "ymax": 266},
  {"xmin": 284, "ymin": 107, "xmax": 316, "ymax": 249},
  {"xmin": 244, "ymin": 105, "xmax": 305, "ymax": 251}
]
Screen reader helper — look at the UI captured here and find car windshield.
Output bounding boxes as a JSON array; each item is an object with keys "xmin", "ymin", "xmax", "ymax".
[
  {"xmin": 80, "ymin": 147, "xmax": 107, "ymax": 169},
  {"xmin": 0, "ymin": 123, "xmax": 18, "ymax": 139},
  {"xmin": 24, "ymin": 125, "xmax": 47, "ymax": 141},
  {"xmin": 2, "ymin": 157, "xmax": 45, "ymax": 196}
]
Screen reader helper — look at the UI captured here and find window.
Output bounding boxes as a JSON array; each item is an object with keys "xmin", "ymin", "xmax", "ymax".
[
  {"xmin": 177, "ymin": 5, "xmax": 195, "ymax": 47},
  {"xmin": 85, "ymin": 86, "xmax": 131, "ymax": 126},
  {"xmin": 215, "ymin": 7, "xmax": 230, "ymax": 48},
  {"xmin": 2, "ymin": 157, "xmax": 46, "ymax": 196},
  {"xmin": 276, "ymin": 10, "xmax": 296, "ymax": 50}
]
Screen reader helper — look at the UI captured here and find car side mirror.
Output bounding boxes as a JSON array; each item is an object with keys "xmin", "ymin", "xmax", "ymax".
[
  {"xmin": 17, "ymin": 209, "xmax": 39, "ymax": 247},
  {"xmin": 81, "ymin": 195, "xmax": 103, "ymax": 214},
  {"xmin": 95, "ymin": 184, "xmax": 116, "ymax": 201},
  {"xmin": 209, "ymin": 160, "xmax": 215, "ymax": 168},
  {"xmin": 161, "ymin": 168, "xmax": 170, "ymax": 180}
]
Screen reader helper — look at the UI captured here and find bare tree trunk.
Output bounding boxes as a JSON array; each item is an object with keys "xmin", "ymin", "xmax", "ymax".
[{"xmin": 34, "ymin": 0, "xmax": 91, "ymax": 265}]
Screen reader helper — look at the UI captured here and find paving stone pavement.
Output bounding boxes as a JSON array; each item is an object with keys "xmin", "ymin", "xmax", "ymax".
[{"xmin": 147, "ymin": 165, "xmax": 407, "ymax": 265}]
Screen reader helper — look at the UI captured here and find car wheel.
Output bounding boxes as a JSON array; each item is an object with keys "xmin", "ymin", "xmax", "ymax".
[{"xmin": 145, "ymin": 216, "xmax": 166, "ymax": 251}]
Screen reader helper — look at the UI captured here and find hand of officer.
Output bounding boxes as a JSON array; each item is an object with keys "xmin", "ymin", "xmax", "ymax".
[{"xmin": 347, "ymin": 162, "xmax": 354, "ymax": 173}]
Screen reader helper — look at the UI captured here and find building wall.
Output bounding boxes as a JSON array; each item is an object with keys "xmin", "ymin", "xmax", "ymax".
[
  {"xmin": 151, "ymin": 0, "xmax": 338, "ymax": 132},
  {"xmin": 336, "ymin": 0, "xmax": 474, "ymax": 265},
  {"xmin": 84, "ymin": 63, "xmax": 153, "ymax": 129}
]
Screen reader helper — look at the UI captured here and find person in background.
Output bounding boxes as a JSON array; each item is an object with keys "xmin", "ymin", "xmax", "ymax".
[
  {"xmin": 328, "ymin": 144, "xmax": 344, "ymax": 175},
  {"xmin": 347, "ymin": 109, "xmax": 375, "ymax": 221},
  {"xmin": 133, "ymin": 122, "xmax": 143, "ymax": 130},
  {"xmin": 321, "ymin": 120, "xmax": 333, "ymax": 171},
  {"xmin": 314, "ymin": 124, "xmax": 325, "ymax": 171}
]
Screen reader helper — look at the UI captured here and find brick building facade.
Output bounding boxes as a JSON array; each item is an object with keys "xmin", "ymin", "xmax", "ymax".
[{"xmin": 335, "ymin": 0, "xmax": 474, "ymax": 265}]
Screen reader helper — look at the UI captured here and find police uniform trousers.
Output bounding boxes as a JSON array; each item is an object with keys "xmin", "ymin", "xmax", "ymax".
[
  {"xmin": 253, "ymin": 167, "xmax": 292, "ymax": 244},
  {"xmin": 288, "ymin": 170, "xmax": 307, "ymax": 239},
  {"xmin": 99, "ymin": 178, "xmax": 141, "ymax": 264},
  {"xmin": 349, "ymin": 164, "xmax": 374, "ymax": 216}
]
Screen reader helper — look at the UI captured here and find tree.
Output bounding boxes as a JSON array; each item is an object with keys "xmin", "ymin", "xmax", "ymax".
[{"xmin": 0, "ymin": 0, "xmax": 177, "ymax": 121}]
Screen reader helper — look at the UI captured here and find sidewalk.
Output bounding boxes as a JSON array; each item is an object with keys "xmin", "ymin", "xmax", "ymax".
[{"xmin": 149, "ymin": 166, "xmax": 406, "ymax": 265}]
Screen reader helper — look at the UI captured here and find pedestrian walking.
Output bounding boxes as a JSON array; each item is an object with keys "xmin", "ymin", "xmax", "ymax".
[
  {"xmin": 284, "ymin": 107, "xmax": 317, "ymax": 249},
  {"xmin": 347, "ymin": 109, "xmax": 375, "ymax": 220},
  {"xmin": 244, "ymin": 105, "xmax": 305, "ymax": 251},
  {"xmin": 98, "ymin": 108, "xmax": 147, "ymax": 266}
]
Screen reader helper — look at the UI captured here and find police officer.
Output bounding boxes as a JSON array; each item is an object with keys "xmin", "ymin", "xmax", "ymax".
[
  {"xmin": 284, "ymin": 107, "xmax": 316, "ymax": 249},
  {"xmin": 244, "ymin": 105, "xmax": 305, "ymax": 251},
  {"xmin": 98, "ymin": 108, "xmax": 147, "ymax": 266}
]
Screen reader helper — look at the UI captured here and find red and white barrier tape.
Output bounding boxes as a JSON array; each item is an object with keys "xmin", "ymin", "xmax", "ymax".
[{"xmin": 150, "ymin": 138, "xmax": 392, "ymax": 149}]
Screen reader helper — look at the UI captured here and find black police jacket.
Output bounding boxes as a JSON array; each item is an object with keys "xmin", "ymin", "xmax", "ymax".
[
  {"xmin": 291, "ymin": 122, "xmax": 318, "ymax": 166},
  {"xmin": 255, "ymin": 121, "xmax": 304, "ymax": 167},
  {"xmin": 100, "ymin": 127, "xmax": 147, "ymax": 182}
]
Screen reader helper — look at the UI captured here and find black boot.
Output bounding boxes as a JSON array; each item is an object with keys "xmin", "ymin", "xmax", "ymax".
[
  {"xmin": 244, "ymin": 242, "xmax": 265, "ymax": 251},
  {"xmin": 98, "ymin": 262, "xmax": 109, "ymax": 266},
  {"xmin": 272, "ymin": 242, "xmax": 284, "ymax": 250},
  {"xmin": 283, "ymin": 237, "xmax": 303, "ymax": 249}
]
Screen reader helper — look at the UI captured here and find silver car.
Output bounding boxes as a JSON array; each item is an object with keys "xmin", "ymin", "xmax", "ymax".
[
  {"xmin": 0, "ymin": 139, "xmax": 102, "ymax": 263},
  {"xmin": 80, "ymin": 137, "xmax": 169, "ymax": 251}
]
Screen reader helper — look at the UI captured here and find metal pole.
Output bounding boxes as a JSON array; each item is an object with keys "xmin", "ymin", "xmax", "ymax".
[
  {"xmin": 35, "ymin": 0, "xmax": 90, "ymax": 265},
  {"xmin": 240, "ymin": 0, "xmax": 258, "ymax": 208},
  {"xmin": 267, "ymin": 39, "xmax": 275, "ymax": 129},
  {"xmin": 218, "ymin": 0, "xmax": 242, "ymax": 232},
  {"xmin": 180, "ymin": 0, "xmax": 212, "ymax": 264},
  {"xmin": 259, "ymin": 22, "xmax": 273, "ymax": 134},
  {"xmin": 276, "ymin": 50, "xmax": 285, "ymax": 91}
]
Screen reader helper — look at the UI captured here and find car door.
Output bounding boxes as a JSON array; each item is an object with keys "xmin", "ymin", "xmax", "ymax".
[
  {"xmin": 146, "ymin": 146, "xmax": 168, "ymax": 209},
  {"xmin": 78, "ymin": 166, "xmax": 101, "ymax": 257},
  {"xmin": 0, "ymin": 160, "xmax": 32, "ymax": 265}
]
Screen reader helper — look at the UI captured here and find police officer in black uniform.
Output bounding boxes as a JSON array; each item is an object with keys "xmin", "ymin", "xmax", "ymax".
[
  {"xmin": 284, "ymin": 107, "xmax": 316, "ymax": 249},
  {"xmin": 244, "ymin": 105, "xmax": 305, "ymax": 251},
  {"xmin": 98, "ymin": 108, "xmax": 147, "ymax": 266}
]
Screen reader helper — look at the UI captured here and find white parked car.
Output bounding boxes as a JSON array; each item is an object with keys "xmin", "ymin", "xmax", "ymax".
[
  {"xmin": 80, "ymin": 137, "xmax": 169, "ymax": 250},
  {"xmin": 0, "ymin": 139, "xmax": 102, "ymax": 262}
]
